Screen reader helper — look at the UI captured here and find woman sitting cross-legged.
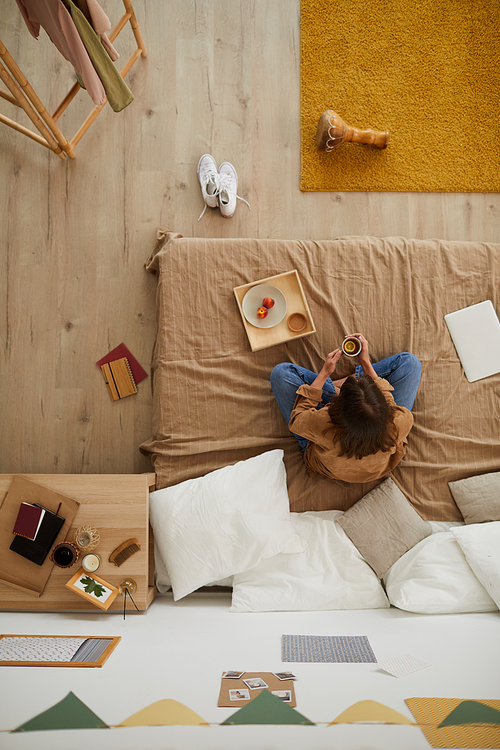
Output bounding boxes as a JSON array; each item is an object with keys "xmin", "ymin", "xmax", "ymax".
[{"xmin": 270, "ymin": 334, "xmax": 421, "ymax": 483}]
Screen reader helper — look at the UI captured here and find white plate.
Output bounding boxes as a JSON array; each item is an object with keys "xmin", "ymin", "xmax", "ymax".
[{"xmin": 242, "ymin": 284, "xmax": 287, "ymax": 328}]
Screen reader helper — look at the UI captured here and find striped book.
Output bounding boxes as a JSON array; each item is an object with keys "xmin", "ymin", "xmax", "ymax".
[{"xmin": 100, "ymin": 357, "xmax": 138, "ymax": 401}]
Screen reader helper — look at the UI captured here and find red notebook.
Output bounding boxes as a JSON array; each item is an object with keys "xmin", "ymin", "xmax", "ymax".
[
  {"xmin": 13, "ymin": 503, "xmax": 46, "ymax": 540},
  {"xmin": 96, "ymin": 343, "xmax": 148, "ymax": 385}
]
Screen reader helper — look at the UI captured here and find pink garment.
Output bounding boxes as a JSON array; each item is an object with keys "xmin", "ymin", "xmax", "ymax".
[
  {"xmin": 73, "ymin": 0, "xmax": 119, "ymax": 61},
  {"xmin": 15, "ymin": 0, "xmax": 107, "ymax": 105}
]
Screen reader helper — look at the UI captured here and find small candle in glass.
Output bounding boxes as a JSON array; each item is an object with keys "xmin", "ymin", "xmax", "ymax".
[{"xmin": 82, "ymin": 553, "xmax": 101, "ymax": 573}]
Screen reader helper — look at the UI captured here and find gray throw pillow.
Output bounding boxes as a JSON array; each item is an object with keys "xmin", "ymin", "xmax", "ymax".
[
  {"xmin": 337, "ymin": 477, "xmax": 431, "ymax": 578},
  {"xmin": 448, "ymin": 471, "xmax": 500, "ymax": 524}
]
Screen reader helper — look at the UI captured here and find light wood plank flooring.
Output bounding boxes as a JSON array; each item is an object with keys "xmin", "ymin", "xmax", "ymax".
[{"xmin": 1, "ymin": 0, "xmax": 498, "ymax": 476}]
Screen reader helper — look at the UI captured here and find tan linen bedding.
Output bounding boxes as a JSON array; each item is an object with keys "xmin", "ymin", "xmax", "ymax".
[{"xmin": 140, "ymin": 231, "xmax": 500, "ymax": 521}]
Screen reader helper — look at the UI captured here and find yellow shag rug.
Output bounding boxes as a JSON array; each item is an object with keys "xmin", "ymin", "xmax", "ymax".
[{"xmin": 300, "ymin": 0, "xmax": 500, "ymax": 192}]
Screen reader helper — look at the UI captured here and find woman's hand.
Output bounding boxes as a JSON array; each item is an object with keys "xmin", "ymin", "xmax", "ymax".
[
  {"xmin": 348, "ymin": 333, "xmax": 370, "ymax": 363},
  {"xmin": 320, "ymin": 349, "xmax": 343, "ymax": 377},
  {"xmin": 348, "ymin": 333, "xmax": 377, "ymax": 378},
  {"xmin": 311, "ymin": 349, "xmax": 343, "ymax": 390}
]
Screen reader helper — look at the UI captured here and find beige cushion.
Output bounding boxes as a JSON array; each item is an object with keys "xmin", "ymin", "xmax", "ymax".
[
  {"xmin": 448, "ymin": 471, "xmax": 500, "ymax": 524},
  {"xmin": 337, "ymin": 477, "xmax": 431, "ymax": 578}
]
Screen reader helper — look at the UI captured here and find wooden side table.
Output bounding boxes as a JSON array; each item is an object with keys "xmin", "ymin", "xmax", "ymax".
[{"xmin": 0, "ymin": 473, "xmax": 157, "ymax": 612}]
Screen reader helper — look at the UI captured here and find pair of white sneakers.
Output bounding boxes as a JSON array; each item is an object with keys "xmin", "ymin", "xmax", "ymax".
[{"xmin": 197, "ymin": 154, "xmax": 251, "ymax": 220}]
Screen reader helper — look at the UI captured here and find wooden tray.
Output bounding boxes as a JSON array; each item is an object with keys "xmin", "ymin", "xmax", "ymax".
[{"xmin": 234, "ymin": 270, "xmax": 316, "ymax": 352}]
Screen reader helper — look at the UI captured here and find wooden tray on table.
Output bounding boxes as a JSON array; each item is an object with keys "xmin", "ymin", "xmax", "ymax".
[{"xmin": 234, "ymin": 270, "xmax": 316, "ymax": 352}]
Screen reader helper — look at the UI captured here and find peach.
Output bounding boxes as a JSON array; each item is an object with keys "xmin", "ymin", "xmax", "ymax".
[
  {"xmin": 256, "ymin": 306, "xmax": 269, "ymax": 319},
  {"xmin": 262, "ymin": 296, "xmax": 275, "ymax": 309}
]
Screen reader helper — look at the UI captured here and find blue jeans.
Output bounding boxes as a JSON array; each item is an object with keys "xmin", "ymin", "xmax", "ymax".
[{"xmin": 270, "ymin": 353, "xmax": 421, "ymax": 452}]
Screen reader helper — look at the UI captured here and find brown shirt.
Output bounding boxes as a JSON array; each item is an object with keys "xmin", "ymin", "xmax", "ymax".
[{"xmin": 288, "ymin": 377, "xmax": 414, "ymax": 483}]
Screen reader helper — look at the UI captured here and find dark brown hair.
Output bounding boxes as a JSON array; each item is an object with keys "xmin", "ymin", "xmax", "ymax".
[{"xmin": 327, "ymin": 375, "xmax": 396, "ymax": 459}]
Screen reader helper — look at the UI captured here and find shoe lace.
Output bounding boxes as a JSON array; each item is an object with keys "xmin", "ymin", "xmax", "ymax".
[
  {"xmin": 197, "ymin": 163, "xmax": 221, "ymax": 221},
  {"xmin": 218, "ymin": 172, "xmax": 251, "ymax": 211},
  {"xmin": 199, "ymin": 162, "xmax": 220, "ymax": 190}
]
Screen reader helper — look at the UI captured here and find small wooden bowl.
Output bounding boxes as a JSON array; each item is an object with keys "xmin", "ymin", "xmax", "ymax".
[{"xmin": 287, "ymin": 312, "xmax": 307, "ymax": 332}]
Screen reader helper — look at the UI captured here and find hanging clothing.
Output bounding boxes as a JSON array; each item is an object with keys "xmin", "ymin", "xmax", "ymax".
[
  {"xmin": 65, "ymin": 0, "xmax": 134, "ymax": 112},
  {"xmin": 15, "ymin": 0, "xmax": 107, "ymax": 106},
  {"xmin": 71, "ymin": 0, "xmax": 119, "ymax": 62}
]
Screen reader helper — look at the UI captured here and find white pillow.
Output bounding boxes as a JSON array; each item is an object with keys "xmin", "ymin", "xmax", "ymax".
[
  {"xmin": 230, "ymin": 511, "xmax": 389, "ymax": 612},
  {"xmin": 149, "ymin": 450, "xmax": 305, "ymax": 600},
  {"xmin": 153, "ymin": 540, "xmax": 233, "ymax": 594},
  {"xmin": 451, "ymin": 522, "xmax": 500, "ymax": 609},
  {"xmin": 383, "ymin": 532, "xmax": 497, "ymax": 614},
  {"xmin": 153, "ymin": 537, "xmax": 171, "ymax": 594}
]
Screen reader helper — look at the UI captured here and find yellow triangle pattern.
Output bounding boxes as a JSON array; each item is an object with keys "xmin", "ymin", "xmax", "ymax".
[
  {"xmin": 405, "ymin": 697, "xmax": 500, "ymax": 749},
  {"xmin": 117, "ymin": 699, "xmax": 209, "ymax": 727},
  {"xmin": 329, "ymin": 700, "xmax": 416, "ymax": 725}
]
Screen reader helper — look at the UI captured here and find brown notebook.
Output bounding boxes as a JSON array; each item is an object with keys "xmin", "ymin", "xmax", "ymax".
[
  {"xmin": 0, "ymin": 477, "xmax": 80, "ymax": 597},
  {"xmin": 100, "ymin": 357, "xmax": 138, "ymax": 401}
]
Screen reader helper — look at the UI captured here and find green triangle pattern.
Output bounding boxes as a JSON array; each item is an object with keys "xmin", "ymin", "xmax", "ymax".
[
  {"xmin": 12, "ymin": 692, "xmax": 109, "ymax": 732},
  {"xmin": 438, "ymin": 700, "xmax": 500, "ymax": 728},
  {"xmin": 221, "ymin": 689, "xmax": 314, "ymax": 725}
]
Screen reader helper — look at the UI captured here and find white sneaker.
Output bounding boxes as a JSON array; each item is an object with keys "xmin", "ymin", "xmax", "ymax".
[
  {"xmin": 197, "ymin": 154, "xmax": 220, "ymax": 220},
  {"xmin": 218, "ymin": 161, "xmax": 251, "ymax": 218}
]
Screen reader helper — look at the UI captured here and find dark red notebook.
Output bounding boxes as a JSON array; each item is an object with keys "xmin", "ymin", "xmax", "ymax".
[
  {"xmin": 13, "ymin": 503, "xmax": 45, "ymax": 540},
  {"xmin": 96, "ymin": 343, "xmax": 148, "ymax": 385}
]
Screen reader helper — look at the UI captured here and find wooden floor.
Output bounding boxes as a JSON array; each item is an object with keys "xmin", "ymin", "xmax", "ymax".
[{"xmin": 1, "ymin": 0, "xmax": 499, "ymax": 477}]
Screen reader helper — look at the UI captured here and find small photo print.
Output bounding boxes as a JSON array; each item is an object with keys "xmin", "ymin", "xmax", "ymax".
[
  {"xmin": 243, "ymin": 677, "xmax": 269, "ymax": 690},
  {"xmin": 273, "ymin": 671, "xmax": 297, "ymax": 681},
  {"xmin": 74, "ymin": 574, "xmax": 114, "ymax": 603},
  {"xmin": 272, "ymin": 690, "xmax": 292, "ymax": 703},
  {"xmin": 65, "ymin": 568, "xmax": 119, "ymax": 611},
  {"xmin": 229, "ymin": 689, "xmax": 250, "ymax": 701},
  {"xmin": 223, "ymin": 670, "xmax": 245, "ymax": 679}
]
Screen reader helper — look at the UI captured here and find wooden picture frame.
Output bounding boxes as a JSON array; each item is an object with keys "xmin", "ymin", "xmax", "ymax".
[
  {"xmin": 0, "ymin": 634, "xmax": 121, "ymax": 667},
  {"xmin": 65, "ymin": 567, "xmax": 119, "ymax": 611}
]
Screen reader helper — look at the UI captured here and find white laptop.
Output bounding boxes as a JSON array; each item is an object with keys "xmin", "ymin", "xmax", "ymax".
[{"xmin": 444, "ymin": 300, "xmax": 500, "ymax": 382}]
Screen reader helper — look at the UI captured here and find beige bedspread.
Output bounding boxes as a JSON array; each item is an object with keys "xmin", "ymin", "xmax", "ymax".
[{"xmin": 140, "ymin": 231, "xmax": 500, "ymax": 521}]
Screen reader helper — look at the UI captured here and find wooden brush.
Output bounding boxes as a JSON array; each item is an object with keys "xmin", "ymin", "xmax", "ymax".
[{"xmin": 109, "ymin": 538, "xmax": 140, "ymax": 567}]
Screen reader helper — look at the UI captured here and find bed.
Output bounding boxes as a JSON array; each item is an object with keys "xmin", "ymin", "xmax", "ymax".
[{"xmin": 140, "ymin": 231, "xmax": 500, "ymax": 612}]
